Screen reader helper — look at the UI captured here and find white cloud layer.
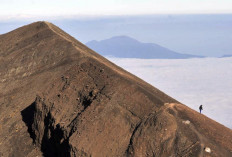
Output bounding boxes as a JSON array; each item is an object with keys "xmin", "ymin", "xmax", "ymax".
[{"xmin": 108, "ymin": 57, "xmax": 232, "ymax": 129}]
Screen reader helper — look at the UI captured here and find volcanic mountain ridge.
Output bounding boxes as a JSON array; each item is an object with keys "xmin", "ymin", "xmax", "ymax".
[{"xmin": 0, "ymin": 21, "xmax": 231, "ymax": 157}]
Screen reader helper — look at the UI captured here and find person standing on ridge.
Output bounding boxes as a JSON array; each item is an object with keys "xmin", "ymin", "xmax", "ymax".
[{"xmin": 199, "ymin": 105, "xmax": 203, "ymax": 114}]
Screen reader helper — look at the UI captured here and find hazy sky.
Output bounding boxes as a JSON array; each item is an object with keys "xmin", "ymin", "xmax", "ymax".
[
  {"xmin": 1, "ymin": 0, "xmax": 232, "ymax": 20},
  {"xmin": 0, "ymin": 1, "xmax": 231, "ymax": 56}
]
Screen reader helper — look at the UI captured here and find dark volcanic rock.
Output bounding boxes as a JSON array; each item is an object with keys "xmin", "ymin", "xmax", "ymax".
[{"xmin": 0, "ymin": 22, "xmax": 232, "ymax": 157}]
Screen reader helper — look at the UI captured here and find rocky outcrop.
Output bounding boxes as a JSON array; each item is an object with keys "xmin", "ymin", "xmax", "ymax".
[{"xmin": 26, "ymin": 60, "xmax": 159, "ymax": 156}]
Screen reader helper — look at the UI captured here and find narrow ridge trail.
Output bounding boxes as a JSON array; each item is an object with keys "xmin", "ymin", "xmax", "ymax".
[
  {"xmin": 163, "ymin": 103, "xmax": 206, "ymax": 157},
  {"xmin": 188, "ymin": 122, "xmax": 206, "ymax": 157}
]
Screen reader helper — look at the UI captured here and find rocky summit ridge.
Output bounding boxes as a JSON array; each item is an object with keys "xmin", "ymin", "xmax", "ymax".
[{"xmin": 0, "ymin": 21, "xmax": 231, "ymax": 157}]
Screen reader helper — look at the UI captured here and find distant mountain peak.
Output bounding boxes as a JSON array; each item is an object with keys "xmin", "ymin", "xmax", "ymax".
[
  {"xmin": 86, "ymin": 36, "xmax": 204, "ymax": 59},
  {"xmin": 108, "ymin": 35, "xmax": 138, "ymax": 41},
  {"xmin": 100, "ymin": 35, "xmax": 141, "ymax": 45}
]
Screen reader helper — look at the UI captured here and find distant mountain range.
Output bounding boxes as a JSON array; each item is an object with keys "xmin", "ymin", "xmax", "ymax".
[
  {"xmin": 220, "ymin": 54, "xmax": 232, "ymax": 58},
  {"xmin": 86, "ymin": 36, "xmax": 204, "ymax": 59}
]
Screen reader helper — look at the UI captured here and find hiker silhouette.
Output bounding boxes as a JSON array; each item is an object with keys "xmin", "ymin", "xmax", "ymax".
[{"xmin": 199, "ymin": 105, "xmax": 203, "ymax": 114}]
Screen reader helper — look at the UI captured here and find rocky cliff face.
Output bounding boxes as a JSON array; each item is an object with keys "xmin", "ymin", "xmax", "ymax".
[{"xmin": 0, "ymin": 22, "xmax": 232, "ymax": 157}]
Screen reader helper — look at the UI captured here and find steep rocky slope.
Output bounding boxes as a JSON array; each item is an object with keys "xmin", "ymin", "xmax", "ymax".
[{"xmin": 0, "ymin": 22, "xmax": 231, "ymax": 157}]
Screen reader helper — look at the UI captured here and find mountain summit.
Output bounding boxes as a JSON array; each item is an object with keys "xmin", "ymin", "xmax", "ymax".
[
  {"xmin": 86, "ymin": 36, "xmax": 204, "ymax": 59},
  {"xmin": 0, "ymin": 22, "xmax": 231, "ymax": 157}
]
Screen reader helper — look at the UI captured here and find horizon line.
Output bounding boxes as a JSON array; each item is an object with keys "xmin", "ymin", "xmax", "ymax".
[{"xmin": 1, "ymin": 13, "xmax": 232, "ymax": 21}]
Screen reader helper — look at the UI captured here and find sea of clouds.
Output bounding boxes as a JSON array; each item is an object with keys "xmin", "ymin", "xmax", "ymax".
[{"xmin": 108, "ymin": 57, "xmax": 232, "ymax": 129}]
